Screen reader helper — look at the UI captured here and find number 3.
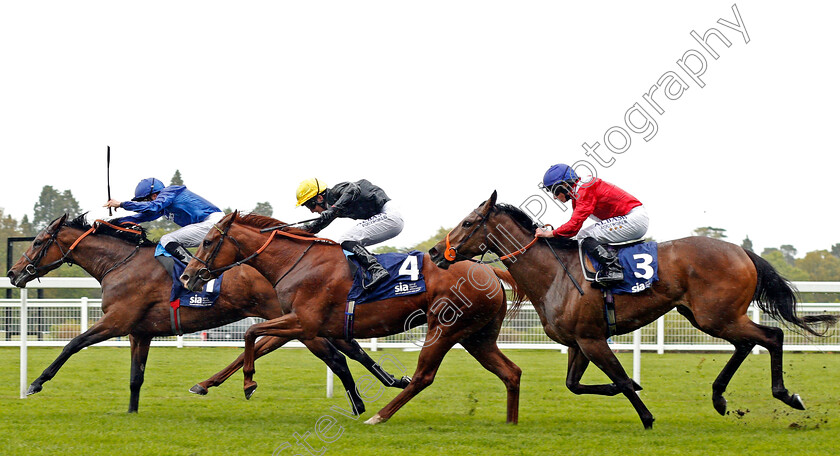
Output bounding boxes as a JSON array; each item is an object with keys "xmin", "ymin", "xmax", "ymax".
[{"xmin": 632, "ymin": 253, "xmax": 654, "ymax": 279}]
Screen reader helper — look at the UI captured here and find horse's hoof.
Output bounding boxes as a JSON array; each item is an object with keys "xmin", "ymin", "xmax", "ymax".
[
  {"xmin": 244, "ymin": 384, "xmax": 258, "ymax": 400},
  {"xmin": 364, "ymin": 414, "xmax": 387, "ymax": 425},
  {"xmin": 352, "ymin": 402, "xmax": 366, "ymax": 416},
  {"xmin": 397, "ymin": 376, "xmax": 412, "ymax": 389},
  {"xmin": 790, "ymin": 394, "xmax": 805, "ymax": 410},
  {"xmin": 26, "ymin": 384, "xmax": 42, "ymax": 396},
  {"xmin": 189, "ymin": 384, "xmax": 209, "ymax": 395},
  {"xmin": 642, "ymin": 417, "xmax": 655, "ymax": 430},
  {"xmin": 713, "ymin": 395, "xmax": 727, "ymax": 416}
]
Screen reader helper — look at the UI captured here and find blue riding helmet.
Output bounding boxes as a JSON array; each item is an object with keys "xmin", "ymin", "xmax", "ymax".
[
  {"xmin": 132, "ymin": 178, "xmax": 166, "ymax": 201},
  {"xmin": 542, "ymin": 163, "xmax": 578, "ymax": 187}
]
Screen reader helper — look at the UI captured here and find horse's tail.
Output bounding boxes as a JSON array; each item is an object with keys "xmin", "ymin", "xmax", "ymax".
[
  {"xmin": 491, "ymin": 267, "xmax": 525, "ymax": 319},
  {"xmin": 745, "ymin": 249, "xmax": 838, "ymax": 336}
]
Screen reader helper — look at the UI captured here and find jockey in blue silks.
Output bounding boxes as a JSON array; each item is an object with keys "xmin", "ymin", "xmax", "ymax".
[{"xmin": 104, "ymin": 177, "xmax": 223, "ymax": 265}]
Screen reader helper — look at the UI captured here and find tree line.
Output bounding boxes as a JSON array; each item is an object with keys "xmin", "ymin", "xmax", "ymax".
[{"xmin": 3, "ymin": 183, "xmax": 839, "ymax": 299}]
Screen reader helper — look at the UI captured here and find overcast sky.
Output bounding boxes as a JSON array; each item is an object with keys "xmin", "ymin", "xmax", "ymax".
[{"xmin": 2, "ymin": 1, "xmax": 837, "ymax": 256}]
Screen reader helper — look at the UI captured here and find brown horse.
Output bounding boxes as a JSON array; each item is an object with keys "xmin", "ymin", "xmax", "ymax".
[
  {"xmin": 180, "ymin": 211, "xmax": 524, "ymax": 424},
  {"xmin": 429, "ymin": 191, "xmax": 837, "ymax": 429},
  {"xmin": 6, "ymin": 214, "xmax": 405, "ymax": 414}
]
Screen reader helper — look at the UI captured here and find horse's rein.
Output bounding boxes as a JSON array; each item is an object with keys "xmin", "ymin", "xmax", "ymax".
[
  {"xmin": 23, "ymin": 220, "xmax": 143, "ymax": 278},
  {"xmin": 444, "ymin": 209, "xmax": 540, "ymax": 263},
  {"xmin": 195, "ymin": 223, "xmax": 337, "ymax": 280}
]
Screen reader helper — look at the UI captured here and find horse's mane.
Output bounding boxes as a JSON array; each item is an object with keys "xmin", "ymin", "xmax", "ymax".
[
  {"xmin": 65, "ymin": 214, "xmax": 156, "ymax": 247},
  {"xmin": 234, "ymin": 213, "xmax": 318, "ymax": 238},
  {"xmin": 493, "ymin": 203, "xmax": 578, "ymax": 250}
]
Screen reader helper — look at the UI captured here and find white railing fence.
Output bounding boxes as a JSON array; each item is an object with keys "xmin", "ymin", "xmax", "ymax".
[{"xmin": 2, "ymin": 278, "xmax": 839, "ymax": 398}]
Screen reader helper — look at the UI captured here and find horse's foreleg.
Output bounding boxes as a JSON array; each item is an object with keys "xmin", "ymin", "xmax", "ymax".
[
  {"xmin": 331, "ymin": 338, "xmax": 411, "ymax": 389},
  {"xmin": 128, "ymin": 335, "xmax": 152, "ymax": 413},
  {"xmin": 191, "ymin": 336, "xmax": 289, "ymax": 395},
  {"xmin": 565, "ymin": 345, "xmax": 640, "ymax": 396},
  {"xmin": 460, "ymin": 332, "xmax": 522, "ymax": 424},
  {"xmin": 242, "ymin": 315, "xmax": 307, "ymax": 398},
  {"xmin": 28, "ymin": 320, "xmax": 123, "ymax": 396},
  {"xmin": 577, "ymin": 337, "xmax": 655, "ymax": 429},
  {"xmin": 365, "ymin": 336, "xmax": 457, "ymax": 425}
]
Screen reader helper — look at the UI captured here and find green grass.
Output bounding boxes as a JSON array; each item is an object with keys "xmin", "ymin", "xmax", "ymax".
[{"xmin": 1, "ymin": 347, "xmax": 838, "ymax": 456}]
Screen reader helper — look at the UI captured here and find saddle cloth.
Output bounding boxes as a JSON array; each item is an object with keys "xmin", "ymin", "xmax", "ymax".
[
  {"xmin": 347, "ymin": 250, "xmax": 426, "ymax": 305},
  {"xmin": 585, "ymin": 241, "xmax": 659, "ymax": 294},
  {"xmin": 158, "ymin": 246, "xmax": 223, "ymax": 308}
]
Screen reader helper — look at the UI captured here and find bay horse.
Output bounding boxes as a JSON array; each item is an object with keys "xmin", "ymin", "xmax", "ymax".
[
  {"xmin": 180, "ymin": 211, "xmax": 524, "ymax": 424},
  {"xmin": 429, "ymin": 191, "xmax": 837, "ymax": 429},
  {"xmin": 6, "ymin": 214, "xmax": 406, "ymax": 414}
]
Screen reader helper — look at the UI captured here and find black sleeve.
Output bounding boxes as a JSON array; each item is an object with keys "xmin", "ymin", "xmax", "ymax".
[{"xmin": 330, "ymin": 181, "xmax": 361, "ymax": 215}]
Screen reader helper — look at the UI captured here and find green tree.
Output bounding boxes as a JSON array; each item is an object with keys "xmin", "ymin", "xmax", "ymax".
[
  {"xmin": 760, "ymin": 250, "xmax": 810, "ymax": 281},
  {"xmin": 780, "ymin": 244, "xmax": 797, "ymax": 266},
  {"xmin": 251, "ymin": 202, "xmax": 273, "ymax": 217},
  {"xmin": 741, "ymin": 236, "xmax": 753, "ymax": 252},
  {"xmin": 831, "ymin": 243, "xmax": 840, "ymax": 259},
  {"xmin": 32, "ymin": 186, "xmax": 81, "ymax": 230},
  {"xmin": 693, "ymin": 226, "xmax": 727, "ymax": 239},
  {"xmin": 170, "ymin": 170, "xmax": 184, "ymax": 186},
  {"xmin": 796, "ymin": 250, "xmax": 840, "ymax": 281},
  {"xmin": 374, "ymin": 227, "xmax": 451, "ymax": 254}
]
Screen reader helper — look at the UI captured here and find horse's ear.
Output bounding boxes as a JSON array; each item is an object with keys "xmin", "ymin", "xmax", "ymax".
[
  {"xmin": 479, "ymin": 190, "xmax": 497, "ymax": 215},
  {"xmin": 221, "ymin": 211, "xmax": 237, "ymax": 229},
  {"xmin": 49, "ymin": 214, "xmax": 68, "ymax": 231}
]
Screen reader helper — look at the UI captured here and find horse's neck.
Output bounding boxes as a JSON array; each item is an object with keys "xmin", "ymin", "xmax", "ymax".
[
  {"xmin": 244, "ymin": 231, "xmax": 342, "ymax": 285},
  {"xmin": 499, "ymin": 224, "xmax": 582, "ymax": 304},
  {"xmin": 61, "ymin": 230, "xmax": 145, "ymax": 281}
]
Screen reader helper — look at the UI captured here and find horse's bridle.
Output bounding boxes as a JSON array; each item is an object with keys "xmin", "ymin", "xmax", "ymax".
[
  {"xmin": 21, "ymin": 225, "xmax": 71, "ymax": 277},
  {"xmin": 193, "ymin": 222, "xmax": 247, "ymax": 281},
  {"xmin": 192, "ymin": 221, "xmax": 338, "ymax": 283},
  {"xmin": 20, "ymin": 220, "xmax": 142, "ymax": 279},
  {"xmin": 444, "ymin": 207, "xmax": 538, "ymax": 263}
]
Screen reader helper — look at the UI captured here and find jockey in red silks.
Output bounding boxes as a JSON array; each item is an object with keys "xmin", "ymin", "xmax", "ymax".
[{"xmin": 535, "ymin": 164, "xmax": 649, "ymax": 285}]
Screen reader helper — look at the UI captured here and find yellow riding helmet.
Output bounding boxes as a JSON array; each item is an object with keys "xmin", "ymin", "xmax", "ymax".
[{"xmin": 295, "ymin": 178, "xmax": 327, "ymax": 207}]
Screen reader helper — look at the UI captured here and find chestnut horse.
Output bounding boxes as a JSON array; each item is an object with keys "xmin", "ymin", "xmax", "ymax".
[
  {"xmin": 180, "ymin": 212, "xmax": 524, "ymax": 424},
  {"xmin": 6, "ymin": 214, "xmax": 405, "ymax": 414},
  {"xmin": 429, "ymin": 191, "xmax": 837, "ymax": 429}
]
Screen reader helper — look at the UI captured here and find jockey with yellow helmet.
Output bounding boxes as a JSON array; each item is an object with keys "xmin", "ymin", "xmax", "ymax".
[{"xmin": 296, "ymin": 178, "xmax": 404, "ymax": 290}]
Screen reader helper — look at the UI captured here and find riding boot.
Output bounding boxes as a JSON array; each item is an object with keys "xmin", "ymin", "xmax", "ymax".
[
  {"xmin": 581, "ymin": 237, "xmax": 624, "ymax": 285},
  {"xmin": 342, "ymin": 241, "xmax": 390, "ymax": 290},
  {"xmin": 164, "ymin": 241, "xmax": 193, "ymax": 266}
]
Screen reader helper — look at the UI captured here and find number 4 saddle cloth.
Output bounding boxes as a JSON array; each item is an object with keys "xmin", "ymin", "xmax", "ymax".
[
  {"xmin": 582, "ymin": 241, "xmax": 659, "ymax": 294},
  {"xmin": 347, "ymin": 250, "xmax": 427, "ymax": 305}
]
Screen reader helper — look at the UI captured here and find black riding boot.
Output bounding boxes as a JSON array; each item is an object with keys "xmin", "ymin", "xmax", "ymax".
[
  {"xmin": 581, "ymin": 237, "xmax": 624, "ymax": 285},
  {"xmin": 342, "ymin": 241, "xmax": 390, "ymax": 290},
  {"xmin": 164, "ymin": 241, "xmax": 193, "ymax": 266}
]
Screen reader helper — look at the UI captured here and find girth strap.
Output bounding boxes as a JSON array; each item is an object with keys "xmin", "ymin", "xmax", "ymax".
[
  {"xmin": 603, "ymin": 290, "xmax": 617, "ymax": 337},
  {"xmin": 169, "ymin": 299, "xmax": 183, "ymax": 336},
  {"xmin": 344, "ymin": 300, "xmax": 356, "ymax": 341}
]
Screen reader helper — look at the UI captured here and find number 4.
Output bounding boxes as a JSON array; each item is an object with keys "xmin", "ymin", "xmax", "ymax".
[{"xmin": 399, "ymin": 255, "xmax": 420, "ymax": 281}]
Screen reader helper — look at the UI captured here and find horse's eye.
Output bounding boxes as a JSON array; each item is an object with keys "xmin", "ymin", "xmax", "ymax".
[
  {"xmin": 203, "ymin": 240, "xmax": 212, "ymax": 248},
  {"xmin": 33, "ymin": 240, "xmax": 43, "ymax": 247},
  {"xmin": 462, "ymin": 221, "xmax": 473, "ymax": 228}
]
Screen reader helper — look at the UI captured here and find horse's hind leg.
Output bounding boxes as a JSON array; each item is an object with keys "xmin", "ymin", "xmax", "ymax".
[
  {"xmin": 128, "ymin": 335, "xmax": 152, "ymax": 413},
  {"xmin": 27, "ymin": 318, "xmax": 124, "ymax": 396},
  {"xmin": 365, "ymin": 336, "xmax": 458, "ymax": 425},
  {"xmin": 577, "ymin": 337, "xmax": 655, "ymax": 429},
  {"xmin": 297, "ymin": 338, "xmax": 366, "ymax": 415},
  {"xmin": 331, "ymin": 337, "xmax": 411, "ymax": 389},
  {"xmin": 565, "ymin": 345, "xmax": 642, "ymax": 396},
  {"xmin": 191, "ymin": 335, "xmax": 287, "ymax": 395},
  {"xmin": 711, "ymin": 341, "xmax": 754, "ymax": 415},
  {"xmin": 459, "ymin": 326, "xmax": 522, "ymax": 424}
]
